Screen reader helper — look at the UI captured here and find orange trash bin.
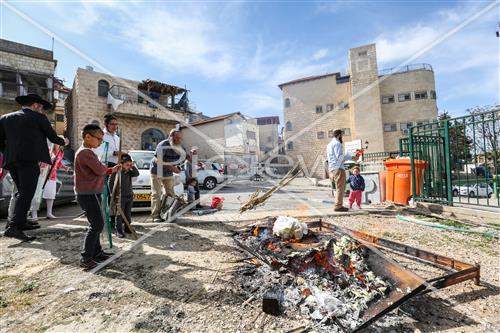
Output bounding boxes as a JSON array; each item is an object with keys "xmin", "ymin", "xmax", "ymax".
[{"xmin": 384, "ymin": 159, "xmax": 427, "ymax": 205}]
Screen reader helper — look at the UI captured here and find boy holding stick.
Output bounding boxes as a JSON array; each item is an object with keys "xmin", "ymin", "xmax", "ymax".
[{"xmin": 75, "ymin": 124, "xmax": 121, "ymax": 269}]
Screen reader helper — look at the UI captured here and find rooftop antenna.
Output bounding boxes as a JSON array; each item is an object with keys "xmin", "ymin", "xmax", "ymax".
[{"xmin": 51, "ymin": 37, "xmax": 54, "ymax": 53}]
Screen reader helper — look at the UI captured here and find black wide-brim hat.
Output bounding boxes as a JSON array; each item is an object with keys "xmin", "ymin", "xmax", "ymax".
[{"xmin": 15, "ymin": 94, "xmax": 53, "ymax": 110}]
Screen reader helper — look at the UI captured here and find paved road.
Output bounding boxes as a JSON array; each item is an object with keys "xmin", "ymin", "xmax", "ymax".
[{"xmin": 25, "ymin": 179, "xmax": 336, "ymax": 221}]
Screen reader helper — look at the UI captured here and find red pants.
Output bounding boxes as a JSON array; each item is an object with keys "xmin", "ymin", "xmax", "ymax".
[{"xmin": 348, "ymin": 190, "xmax": 362, "ymax": 208}]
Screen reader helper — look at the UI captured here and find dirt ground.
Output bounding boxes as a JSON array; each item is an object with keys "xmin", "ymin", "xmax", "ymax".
[{"xmin": 0, "ymin": 209, "xmax": 498, "ymax": 333}]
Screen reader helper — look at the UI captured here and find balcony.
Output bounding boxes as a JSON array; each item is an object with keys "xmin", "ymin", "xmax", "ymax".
[
  {"xmin": 378, "ymin": 63, "xmax": 433, "ymax": 77},
  {"xmin": 0, "ymin": 68, "xmax": 54, "ymax": 103},
  {"xmin": 107, "ymin": 81, "xmax": 192, "ymax": 122}
]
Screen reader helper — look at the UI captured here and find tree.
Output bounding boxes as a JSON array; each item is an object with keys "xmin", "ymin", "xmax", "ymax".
[{"xmin": 439, "ymin": 111, "xmax": 471, "ymax": 172}]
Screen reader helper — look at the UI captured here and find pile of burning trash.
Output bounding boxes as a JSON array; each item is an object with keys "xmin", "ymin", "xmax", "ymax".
[{"xmin": 233, "ymin": 217, "xmax": 391, "ymax": 331}]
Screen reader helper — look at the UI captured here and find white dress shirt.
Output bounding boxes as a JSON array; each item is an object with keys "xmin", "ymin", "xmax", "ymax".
[
  {"xmin": 96, "ymin": 128, "xmax": 120, "ymax": 164},
  {"xmin": 326, "ymin": 137, "xmax": 352, "ymax": 171}
]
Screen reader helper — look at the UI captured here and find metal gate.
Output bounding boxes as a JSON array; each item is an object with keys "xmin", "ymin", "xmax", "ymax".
[{"xmin": 402, "ymin": 109, "xmax": 500, "ymax": 208}]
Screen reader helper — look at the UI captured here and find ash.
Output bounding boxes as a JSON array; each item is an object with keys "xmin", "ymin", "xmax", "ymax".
[{"xmin": 233, "ymin": 226, "xmax": 391, "ymax": 332}]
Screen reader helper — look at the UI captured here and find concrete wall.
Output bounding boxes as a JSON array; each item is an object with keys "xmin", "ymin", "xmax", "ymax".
[{"xmin": 182, "ymin": 121, "xmax": 226, "ymax": 162}]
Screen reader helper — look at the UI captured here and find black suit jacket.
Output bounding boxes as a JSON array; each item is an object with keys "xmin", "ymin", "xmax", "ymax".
[{"xmin": 0, "ymin": 108, "xmax": 65, "ymax": 169}]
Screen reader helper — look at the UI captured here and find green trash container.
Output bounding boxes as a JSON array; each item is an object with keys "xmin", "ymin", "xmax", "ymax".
[{"xmin": 493, "ymin": 174, "xmax": 499, "ymax": 198}]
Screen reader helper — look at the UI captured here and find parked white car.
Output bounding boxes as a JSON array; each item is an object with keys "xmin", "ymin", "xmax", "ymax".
[
  {"xmin": 179, "ymin": 162, "xmax": 225, "ymax": 190},
  {"xmin": 129, "ymin": 150, "xmax": 184, "ymax": 212},
  {"xmin": 452, "ymin": 183, "xmax": 493, "ymax": 198}
]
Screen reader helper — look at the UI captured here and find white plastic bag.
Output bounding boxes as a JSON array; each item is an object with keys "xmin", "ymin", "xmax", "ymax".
[{"xmin": 272, "ymin": 216, "xmax": 308, "ymax": 240}]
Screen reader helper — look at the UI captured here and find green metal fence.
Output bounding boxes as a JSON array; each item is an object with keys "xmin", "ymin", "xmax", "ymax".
[
  {"xmin": 362, "ymin": 151, "xmax": 399, "ymax": 163},
  {"xmin": 405, "ymin": 109, "xmax": 500, "ymax": 208}
]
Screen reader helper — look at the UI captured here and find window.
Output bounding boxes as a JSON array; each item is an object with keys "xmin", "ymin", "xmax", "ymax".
[
  {"xmin": 338, "ymin": 101, "xmax": 348, "ymax": 109},
  {"xmin": 317, "ymin": 131, "xmax": 325, "ymax": 139},
  {"xmin": 384, "ymin": 123, "xmax": 397, "ymax": 132},
  {"xmin": 246, "ymin": 131, "xmax": 256, "ymax": 140},
  {"xmin": 416, "ymin": 120, "xmax": 428, "ymax": 126},
  {"xmin": 430, "ymin": 90, "xmax": 436, "ymax": 99},
  {"xmin": 398, "ymin": 92, "xmax": 411, "ymax": 102},
  {"xmin": 286, "ymin": 121, "xmax": 292, "ymax": 131},
  {"xmin": 97, "ymin": 79, "xmax": 110, "ymax": 97},
  {"xmin": 284, "ymin": 98, "xmax": 291, "ymax": 108},
  {"xmin": 400, "ymin": 122, "xmax": 413, "ymax": 131},
  {"xmin": 414, "ymin": 91, "xmax": 428, "ymax": 100},
  {"xmin": 326, "ymin": 103, "xmax": 334, "ymax": 112},
  {"xmin": 382, "ymin": 95, "xmax": 395, "ymax": 104},
  {"xmin": 341, "ymin": 128, "xmax": 351, "ymax": 136},
  {"xmin": 267, "ymin": 136, "xmax": 273, "ymax": 143},
  {"xmin": 315, "ymin": 105, "xmax": 323, "ymax": 113},
  {"xmin": 287, "ymin": 142, "xmax": 294, "ymax": 150},
  {"xmin": 91, "ymin": 119, "xmax": 100, "ymax": 127},
  {"xmin": 56, "ymin": 114, "xmax": 65, "ymax": 122},
  {"xmin": 328, "ymin": 130, "xmax": 335, "ymax": 138},
  {"xmin": 358, "ymin": 51, "xmax": 367, "ymax": 57}
]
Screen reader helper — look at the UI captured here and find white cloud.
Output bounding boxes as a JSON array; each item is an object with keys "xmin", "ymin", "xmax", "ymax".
[
  {"xmin": 313, "ymin": 48, "xmax": 328, "ymax": 60},
  {"xmin": 240, "ymin": 92, "xmax": 282, "ymax": 113},
  {"xmin": 119, "ymin": 5, "xmax": 235, "ymax": 79}
]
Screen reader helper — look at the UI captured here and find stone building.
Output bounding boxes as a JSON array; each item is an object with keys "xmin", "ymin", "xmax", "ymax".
[
  {"xmin": 280, "ymin": 43, "xmax": 438, "ymax": 178},
  {"xmin": 181, "ymin": 112, "xmax": 259, "ymax": 176},
  {"xmin": 255, "ymin": 116, "xmax": 280, "ymax": 162},
  {"xmin": 66, "ymin": 67, "xmax": 199, "ymax": 152},
  {"xmin": 0, "ymin": 38, "xmax": 56, "ymax": 116},
  {"xmin": 53, "ymin": 78, "xmax": 71, "ymax": 135}
]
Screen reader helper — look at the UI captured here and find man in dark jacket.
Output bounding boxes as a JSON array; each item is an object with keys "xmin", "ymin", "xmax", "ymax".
[{"xmin": 0, "ymin": 94, "xmax": 68, "ymax": 241}]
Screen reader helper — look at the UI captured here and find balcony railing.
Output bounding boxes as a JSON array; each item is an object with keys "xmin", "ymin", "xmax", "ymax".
[
  {"xmin": 378, "ymin": 63, "xmax": 433, "ymax": 77},
  {"xmin": 0, "ymin": 81, "xmax": 54, "ymax": 102},
  {"xmin": 108, "ymin": 84, "xmax": 188, "ymax": 111}
]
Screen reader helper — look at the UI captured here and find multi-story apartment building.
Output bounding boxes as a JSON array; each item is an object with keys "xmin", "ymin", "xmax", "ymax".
[
  {"xmin": 280, "ymin": 43, "xmax": 438, "ymax": 178},
  {"xmin": 255, "ymin": 116, "xmax": 280, "ymax": 162},
  {"xmin": 66, "ymin": 67, "xmax": 200, "ymax": 151},
  {"xmin": 0, "ymin": 38, "xmax": 56, "ymax": 116}
]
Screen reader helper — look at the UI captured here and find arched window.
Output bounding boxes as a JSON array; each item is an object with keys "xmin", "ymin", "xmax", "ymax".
[
  {"xmin": 286, "ymin": 121, "xmax": 292, "ymax": 131},
  {"xmin": 141, "ymin": 128, "xmax": 165, "ymax": 151},
  {"xmin": 287, "ymin": 141, "xmax": 293, "ymax": 151},
  {"xmin": 97, "ymin": 79, "xmax": 110, "ymax": 97},
  {"xmin": 91, "ymin": 119, "xmax": 100, "ymax": 127}
]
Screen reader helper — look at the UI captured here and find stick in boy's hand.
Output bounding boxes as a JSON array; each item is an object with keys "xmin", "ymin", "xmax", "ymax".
[{"xmin": 111, "ymin": 164, "xmax": 122, "ymax": 173}]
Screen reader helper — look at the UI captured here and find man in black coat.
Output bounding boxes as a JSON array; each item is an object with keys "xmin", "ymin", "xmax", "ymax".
[{"xmin": 0, "ymin": 94, "xmax": 68, "ymax": 241}]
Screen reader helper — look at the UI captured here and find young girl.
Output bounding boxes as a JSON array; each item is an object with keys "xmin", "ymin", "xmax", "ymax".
[
  {"xmin": 108, "ymin": 154, "xmax": 139, "ymax": 238},
  {"xmin": 348, "ymin": 166, "xmax": 365, "ymax": 209}
]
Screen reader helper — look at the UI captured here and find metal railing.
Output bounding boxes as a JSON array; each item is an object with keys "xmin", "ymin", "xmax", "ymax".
[
  {"xmin": 362, "ymin": 151, "xmax": 399, "ymax": 163},
  {"xmin": 379, "ymin": 63, "xmax": 433, "ymax": 77},
  {"xmin": 0, "ymin": 81, "xmax": 53, "ymax": 102},
  {"xmin": 406, "ymin": 109, "xmax": 499, "ymax": 208}
]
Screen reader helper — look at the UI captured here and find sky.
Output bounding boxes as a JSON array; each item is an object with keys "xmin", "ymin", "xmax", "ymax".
[{"xmin": 0, "ymin": 0, "xmax": 498, "ymax": 121}]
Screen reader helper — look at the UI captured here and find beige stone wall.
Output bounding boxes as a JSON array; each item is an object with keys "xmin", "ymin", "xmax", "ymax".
[
  {"xmin": 283, "ymin": 76, "xmax": 351, "ymax": 178},
  {"xmin": 379, "ymin": 69, "xmax": 438, "ymax": 151},
  {"xmin": 0, "ymin": 50, "xmax": 55, "ymax": 75},
  {"xmin": 348, "ymin": 44, "xmax": 385, "ymax": 153}
]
